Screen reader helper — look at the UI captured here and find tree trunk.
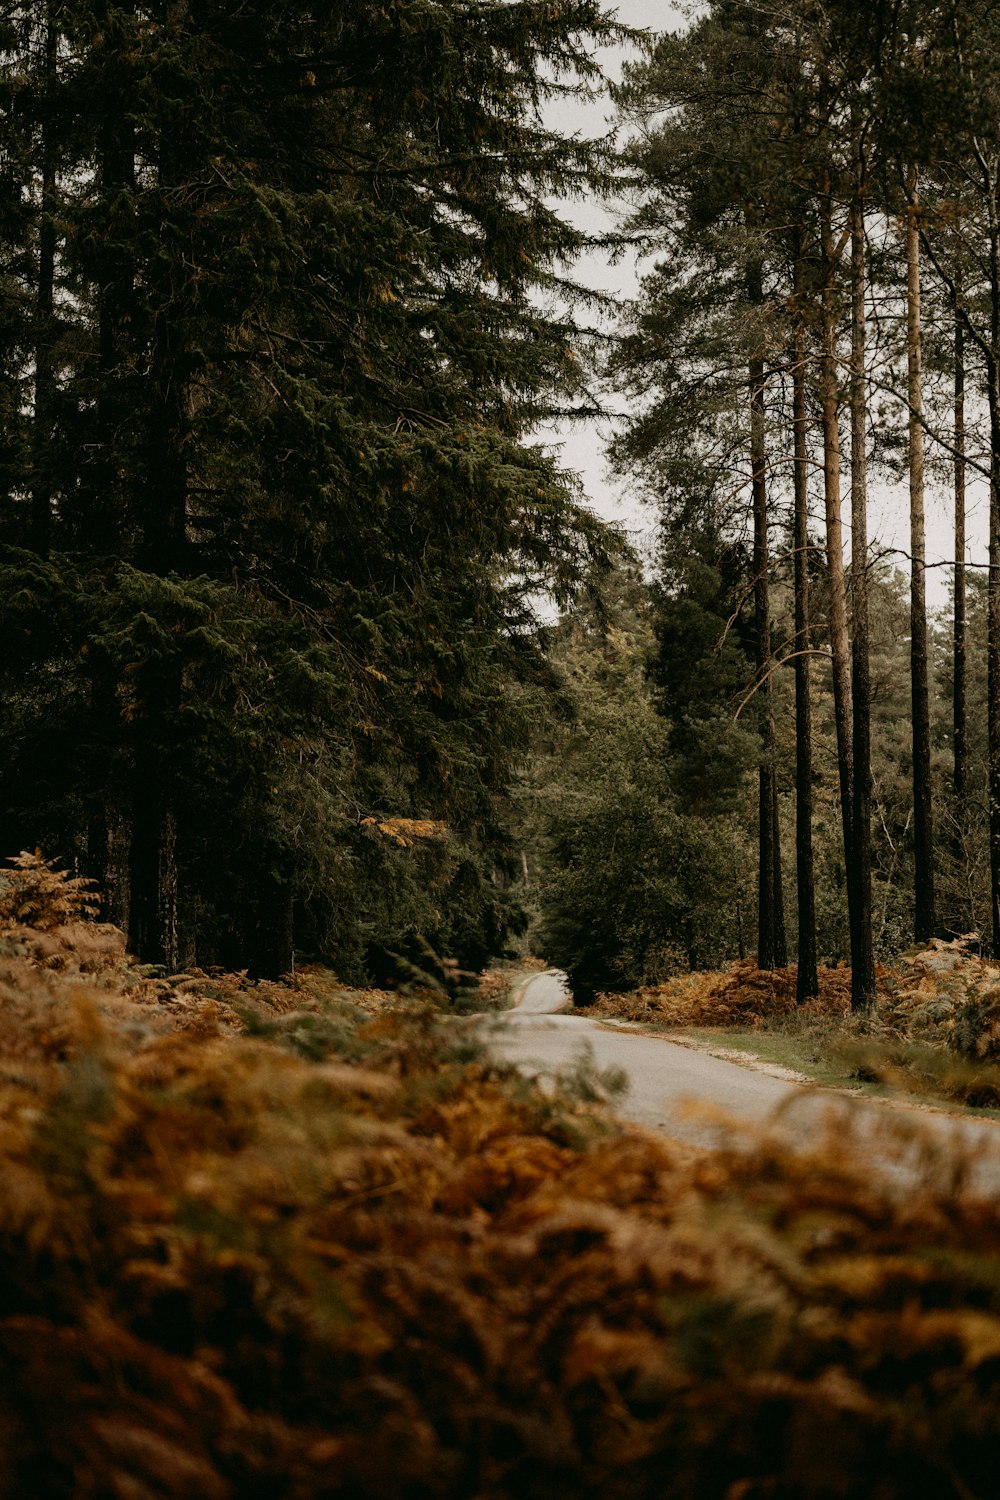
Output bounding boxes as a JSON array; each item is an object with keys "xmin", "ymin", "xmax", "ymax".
[
  {"xmin": 990, "ymin": 358, "xmax": 1000, "ymax": 959},
  {"xmin": 792, "ymin": 253, "xmax": 819, "ymax": 1002},
  {"xmin": 954, "ymin": 287, "xmax": 970, "ymax": 929},
  {"xmin": 128, "ymin": 716, "xmax": 179, "ymax": 970},
  {"xmin": 749, "ymin": 261, "xmax": 784, "ymax": 970},
  {"xmin": 127, "ymin": 61, "xmax": 189, "ymax": 968},
  {"xmin": 819, "ymin": 197, "xmax": 856, "ymax": 931},
  {"xmin": 30, "ymin": 6, "xmax": 57, "ymax": 558},
  {"xmin": 771, "ymin": 772, "xmax": 787, "ymax": 967},
  {"xmin": 849, "ymin": 184, "xmax": 876, "ymax": 1008},
  {"xmin": 986, "ymin": 186, "xmax": 1000, "ymax": 960},
  {"xmin": 91, "ymin": 3, "xmax": 135, "ymax": 554},
  {"xmin": 906, "ymin": 175, "xmax": 936, "ymax": 942},
  {"xmin": 251, "ymin": 870, "xmax": 295, "ymax": 979}
]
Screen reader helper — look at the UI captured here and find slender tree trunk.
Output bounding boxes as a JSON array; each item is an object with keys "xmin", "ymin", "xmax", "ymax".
[
  {"xmin": 92, "ymin": 3, "xmax": 135, "ymax": 554},
  {"xmin": 30, "ymin": 7, "xmax": 57, "ymax": 558},
  {"xmin": 142, "ymin": 304, "xmax": 188, "ymax": 570},
  {"xmin": 990, "ymin": 358, "xmax": 1000, "ymax": 959},
  {"xmin": 129, "ymin": 727, "xmax": 178, "ymax": 970},
  {"xmin": 819, "ymin": 196, "xmax": 856, "ymax": 938},
  {"xmin": 849, "ymin": 184, "xmax": 876, "ymax": 1008},
  {"xmin": 954, "ymin": 285, "xmax": 970, "ymax": 928},
  {"xmin": 251, "ymin": 868, "xmax": 294, "ymax": 979},
  {"xmin": 906, "ymin": 176, "xmax": 936, "ymax": 942},
  {"xmin": 986, "ymin": 184, "xmax": 1000, "ymax": 960},
  {"xmin": 792, "ymin": 256, "xmax": 818, "ymax": 1001},
  {"xmin": 127, "ymin": 84, "xmax": 188, "ymax": 970},
  {"xmin": 88, "ymin": 7, "xmax": 136, "ymax": 906},
  {"xmin": 771, "ymin": 773, "xmax": 787, "ymax": 966},
  {"xmin": 748, "ymin": 261, "xmax": 784, "ymax": 970}
]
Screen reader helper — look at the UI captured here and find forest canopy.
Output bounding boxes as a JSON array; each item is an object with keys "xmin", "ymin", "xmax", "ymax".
[
  {"xmin": 0, "ymin": 0, "xmax": 627, "ymax": 981},
  {"xmin": 7, "ymin": 0, "xmax": 1000, "ymax": 1002},
  {"xmin": 524, "ymin": 0, "xmax": 1000, "ymax": 1007}
]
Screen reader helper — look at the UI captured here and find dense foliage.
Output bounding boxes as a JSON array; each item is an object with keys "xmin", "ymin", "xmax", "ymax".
[
  {"xmin": 527, "ymin": 549, "xmax": 989, "ymax": 1002},
  {"xmin": 0, "ymin": 0, "xmax": 623, "ymax": 978},
  {"xmin": 516, "ymin": 571, "xmax": 755, "ymax": 1000}
]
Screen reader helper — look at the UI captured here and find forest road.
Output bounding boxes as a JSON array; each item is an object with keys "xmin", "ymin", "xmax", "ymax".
[{"xmin": 485, "ymin": 972, "xmax": 1000, "ymax": 1192}]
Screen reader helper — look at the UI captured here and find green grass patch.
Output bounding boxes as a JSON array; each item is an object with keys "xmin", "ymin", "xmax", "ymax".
[
  {"xmin": 670, "ymin": 1022, "xmax": 886, "ymax": 1093},
  {"xmin": 636, "ymin": 1018, "xmax": 1000, "ymax": 1118}
]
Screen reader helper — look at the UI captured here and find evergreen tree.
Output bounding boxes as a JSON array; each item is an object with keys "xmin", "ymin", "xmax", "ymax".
[{"xmin": 0, "ymin": 0, "xmax": 627, "ymax": 976}]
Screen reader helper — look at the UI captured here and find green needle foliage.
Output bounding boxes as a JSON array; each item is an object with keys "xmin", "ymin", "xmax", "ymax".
[{"xmin": 0, "ymin": 1, "xmax": 627, "ymax": 976}]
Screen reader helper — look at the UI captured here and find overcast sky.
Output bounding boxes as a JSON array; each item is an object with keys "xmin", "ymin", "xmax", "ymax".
[{"xmin": 542, "ymin": 0, "xmax": 986, "ymax": 611}]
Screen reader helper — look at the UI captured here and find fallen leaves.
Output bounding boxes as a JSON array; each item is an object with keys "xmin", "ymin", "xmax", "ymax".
[{"xmin": 3, "ymin": 874, "xmax": 1000, "ymax": 1496}]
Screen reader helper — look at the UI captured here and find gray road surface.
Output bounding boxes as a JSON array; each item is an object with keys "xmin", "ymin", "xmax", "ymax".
[
  {"xmin": 514, "ymin": 970, "xmax": 571, "ymax": 1013},
  {"xmin": 488, "ymin": 973, "xmax": 1000, "ymax": 1190}
]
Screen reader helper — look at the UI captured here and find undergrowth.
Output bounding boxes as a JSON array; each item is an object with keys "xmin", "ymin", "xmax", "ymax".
[
  {"xmin": 4, "ymin": 857, "xmax": 1000, "ymax": 1496},
  {"xmin": 580, "ymin": 959, "xmax": 858, "ymax": 1028}
]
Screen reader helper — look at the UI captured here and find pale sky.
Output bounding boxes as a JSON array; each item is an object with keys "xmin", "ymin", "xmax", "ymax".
[{"xmin": 542, "ymin": 0, "xmax": 987, "ymax": 613}]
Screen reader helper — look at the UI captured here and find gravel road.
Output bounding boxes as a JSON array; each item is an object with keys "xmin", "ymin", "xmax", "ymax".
[{"xmin": 486, "ymin": 970, "xmax": 1000, "ymax": 1190}]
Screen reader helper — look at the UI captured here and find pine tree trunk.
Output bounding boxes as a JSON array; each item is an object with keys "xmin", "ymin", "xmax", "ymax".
[
  {"xmin": 252, "ymin": 870, "xmax": 294, "ymax": 979},
  {"xmin": 771, "ymin": 772, "xmax": 787, "ymax": 967},
  {"xmin": 127, "ymin": 62, "xmax": 188, "ymax": 968},
  {"xmin": 819, "ymin": 197, "xmax": 856, "ymax": 933},
  {"xmin": 792, "ymin": 257, "xmax": 818, "ymax": 1002},
  {"xmin": 142, "ymin": 300, "xmax": 188, "ymax": 570},
  {"xmin": 849, "ymin": 187, "xmax": 876, "ymax": 1008},
  {"xmin": 990, "ymin": 354, "xmax": 1000, "ymax": 959},
  {"xmin": 30, "ymin": 7, "xmax": 57, "ymax": 558},
  {"xmin": 129, "ymin": 718, "xmax": 178, "ymax": 970},
  {"xmin": 986, "ymin": 183, "xmax": 1000, "ymax": 960},
  {"xmin": 92, "ymin": 4, "xmax": 135, "ymax": 553},
  {"xmin": 749, "ymin": 261, "xmax": 783, "ymax": 970},
  {"xmin": 906, "ymin": 177, "xmax": 936, "ymax": 942},
  {"xmin": 954, "ymin": 291, "xmax": 970, "ymax": 929}
]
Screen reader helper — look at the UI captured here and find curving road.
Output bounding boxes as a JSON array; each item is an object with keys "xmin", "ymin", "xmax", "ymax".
[
  {"xmin": 512, "ymin": 969, "xmax": 571, "ymax": 1014},
  {"xmin": 487, "ymin": 971, "xmax": 1000, "ymax": 1190}
]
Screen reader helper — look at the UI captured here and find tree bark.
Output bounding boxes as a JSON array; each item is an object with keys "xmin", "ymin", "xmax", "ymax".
[
  {"xmin": 819, "ymin": 195, "xmax": 856, "ymax": 937},
  {"xmin": 127, "ymin": 22, "xmax": 189, "ymax": 968},
  {"xmin": 748, "ymin": 260, "xmax": 785, "ymax": 970},
  {"xmin": 771, "ymin": 772, "xmax": 787, "ymax": 967},
  {"xmin": 954, "ymin": 286, "xmax": 970, "ymax": 929},
  {"xmin": 990, "ymin": 365, "xmax": 1000, "ymax": 959},
  {"xmin": 849, "ymin": 182, "xmax": 876, "ymax": 1008},
  {"xmin": 792, "ymin": 254, "xmax": 818, "ymax": 1001},
  {"xmin": 91, "ymin": 2, "xmax": 136, "ymax": 554},
  {"xmin": 986, "ymin": 180, "xmax": 1000, "ymax": 960},
  {"xmin": 128, "ymin": 711, "xmax": 179, "ymax": 970},
  {"xmin": 251, "ymin": 869, "xmax": 295, "ymax": 979},
  {"xmin": 906, "ymin": 175, "xmax": 936, "ymax": 942}
]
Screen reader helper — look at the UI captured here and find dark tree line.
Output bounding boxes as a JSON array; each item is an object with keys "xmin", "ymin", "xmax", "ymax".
[{"xmin": 0, "ymin": 1, "xmax": 624, "ymax": 979}]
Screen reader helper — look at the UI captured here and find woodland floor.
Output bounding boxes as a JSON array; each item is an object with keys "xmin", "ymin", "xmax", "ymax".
[{"xmin": 5, "ymin": 869, "xmax": 1000, "ymax": 1496}]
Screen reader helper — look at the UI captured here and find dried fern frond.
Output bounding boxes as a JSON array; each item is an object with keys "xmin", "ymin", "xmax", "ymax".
[
  {"xmin": 359, "ymin": 817, "xmax": 448, "ymax": 847},
  {"xmin": 0, "ymin": 850, "xmax": 101, "ymax": 931}
]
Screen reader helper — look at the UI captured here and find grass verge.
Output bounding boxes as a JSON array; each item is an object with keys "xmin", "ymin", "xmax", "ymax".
[{"xmin": 585, "ymin": 942, "xmax": 1000, "ymax": 1117}]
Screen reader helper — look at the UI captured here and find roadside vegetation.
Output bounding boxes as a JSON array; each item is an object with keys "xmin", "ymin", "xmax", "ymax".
[
  {"xmin": 474, "ymin": 956, "xmax": 550, "ymax": 1013},
  {"xmin": 4, "ymin": 855, "xmax": 1000, "ymax": 1497},
  {"xmin": 583, "ymin": 939, "xmax": 1000, "ymax": 1113}
]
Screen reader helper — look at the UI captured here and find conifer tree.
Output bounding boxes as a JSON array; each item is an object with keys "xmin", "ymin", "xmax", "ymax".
[
  {"xmin": 0, "ymin": 0, "xmax": 627, "ymax": 976},
  {"xmin": 613, "ymin": 8, "xmax": 797, "ymax": 970}
]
